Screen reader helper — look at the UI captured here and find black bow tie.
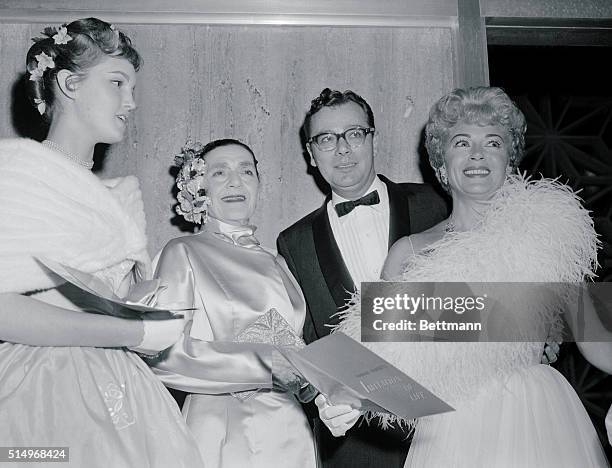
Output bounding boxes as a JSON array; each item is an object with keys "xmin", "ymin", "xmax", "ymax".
[{"xmin": 334, "ymin": 190, "xmax": 380, "ymax": 217}]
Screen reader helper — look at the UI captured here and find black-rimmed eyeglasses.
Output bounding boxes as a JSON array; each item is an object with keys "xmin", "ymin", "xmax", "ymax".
[{"xmin": 308, "ymin": 127, "xmax": 375, "ymax": 152}]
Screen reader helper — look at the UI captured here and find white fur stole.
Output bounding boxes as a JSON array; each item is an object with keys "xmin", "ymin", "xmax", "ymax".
[{"xmin": 0, "ymin": 138, "xmax": 150, "ymax": 293}]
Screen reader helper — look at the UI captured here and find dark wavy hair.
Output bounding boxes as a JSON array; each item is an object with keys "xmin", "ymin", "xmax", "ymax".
[
  {"xmin": 25, "ymin": 17, "xmax": 142, "ymax": 120},
  {"xmin": 199, "ymin": 138, "xmax": 260, "ymax": 179},
  {"xmin": 425, "ymin": 87, "xmax": 527, "ymax": 175},
  {"xmin": 304, "ymin": 88, "xmax": 375, "ymax": 137}
]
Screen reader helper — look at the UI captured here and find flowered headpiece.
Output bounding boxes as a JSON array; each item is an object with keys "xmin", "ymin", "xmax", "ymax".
[
  {"xmin": 32, "ymin": 25, "xmax": 73, "ymax": 45},
  {"xmin": 52, "ymin": 26, "xmax": 72, "ymax": 45},
  {"xmin": 29, "ymin": 24, "xmax": 73, "ymax": 114},
  {"xmin": 174, "ymin": 140, "xmax": 210, "ymax": 224},
  {"xmin": 29, "ymin": 51, "xmax": 55, "ymax": 83},
  {"xmin": 109, "ymin": 23, "xmax": 121, "ymax": 41}
]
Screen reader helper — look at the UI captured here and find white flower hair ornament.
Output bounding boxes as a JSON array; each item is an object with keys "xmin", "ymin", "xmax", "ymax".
[
  {"xmin": 109, "ymin": 23, "xmax": 120, "ymax": 41},
  {"xmin": 32, "ymin": 25, "xmax": 73, "ymax": 46},
  {"xmin": 52, "ymin": 26, "xmax": 72, "ymax": 45},
  {"xmin": 33, "ymin": 98, "xmax": 46, "ymax": 115},
  {"xmin": 174, "ymin": 140, "xmax": 211, "ymax": 224},
  {"xmin": 28, "ymin": 25, "xmax": 72, "ymax": 115},
  {"xmin": 29, "ymin": 52, "xmax": 55, "ymax": 82}
]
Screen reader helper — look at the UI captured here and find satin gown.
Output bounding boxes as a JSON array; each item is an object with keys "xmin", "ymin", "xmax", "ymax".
[
  {"xmin": 348, "ymin": 176, "xmax": 610, "ymax": 468},
  {"xmin": 400, "ymin": 342, "xmax": 610, "ymax": 468},
  {"xmin": 0, "ymin": 320, "xmax": 204, "ymax": 468},
  {"xmin": 0, "ymin": 141, "xmax": 203, "ymax": 468},
  {"xmin": 149, "ymin": 219, "xmax": 316, "ymax": 468}
]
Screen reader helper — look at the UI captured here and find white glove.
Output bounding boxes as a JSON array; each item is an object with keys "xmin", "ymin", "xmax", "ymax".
[
  {"xmin": 315, "ymin": 394, "xmax": 361, "ymax": 437},
  {"xmin": 541, "ymin": 340, "xmax": 561, "ymax": 365},
  {"xmin": 129, "ymin": 317, "xmax": 184, "ymax": 355}
]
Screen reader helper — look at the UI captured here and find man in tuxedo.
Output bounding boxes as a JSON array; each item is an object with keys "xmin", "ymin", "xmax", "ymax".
[{"xmin": 276, "ymin": 88, "xmax": 448, "ymax": 468}]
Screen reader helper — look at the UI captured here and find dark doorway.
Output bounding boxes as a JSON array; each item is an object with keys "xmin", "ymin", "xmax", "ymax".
[{"xmin": 489, "ymin": 41, "xmax": 612, "ymax": 461}]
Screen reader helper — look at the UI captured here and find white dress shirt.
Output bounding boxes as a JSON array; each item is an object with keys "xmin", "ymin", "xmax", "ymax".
[{"xmin": 327, "ymin": 176, "xmax": 390, "ymax": 288}]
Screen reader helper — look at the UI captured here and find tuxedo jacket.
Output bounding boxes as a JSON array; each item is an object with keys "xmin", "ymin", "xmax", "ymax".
[
  {"xmin": 277, "ymin": 175, "xmax": 448, "ymax": 468},
  {"xmin": 277, "ymin": 175, "xmax": 449, "ymax": 344}
]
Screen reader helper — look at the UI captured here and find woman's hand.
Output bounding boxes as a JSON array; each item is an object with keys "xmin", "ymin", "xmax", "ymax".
[
  {"xmin": 315, "ymin": 394, "xmax": 361, "ymax": 437},
  {"xmin": 541, "ymin": 340, "xmax": 561, "ymax": 365},
  {"xmin": 271, "ymin": 350, "xmax": 317, "ymax": 402},
  {"xmin": 129, "ymin": 317, "xmax": 184, "ymax": 355}
]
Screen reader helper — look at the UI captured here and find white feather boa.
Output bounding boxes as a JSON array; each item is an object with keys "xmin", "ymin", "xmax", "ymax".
[
  {"xmin": 335, "ymin": 174, "xmax": 599, "ymax": 429},
  {"xmin": 0, "ymin": 138, "xmax": 150, "ymax": 293}
]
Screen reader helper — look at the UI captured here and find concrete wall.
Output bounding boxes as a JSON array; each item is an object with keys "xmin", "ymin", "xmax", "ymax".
[{"xmin": 0, "ymin": 19, "xmax": 459, "ymax": 253}]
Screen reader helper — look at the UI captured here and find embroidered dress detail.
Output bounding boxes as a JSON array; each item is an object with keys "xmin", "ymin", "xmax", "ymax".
[{"xmin": 99, "ymin": 382, "xmax": 136, "ymax": 430}]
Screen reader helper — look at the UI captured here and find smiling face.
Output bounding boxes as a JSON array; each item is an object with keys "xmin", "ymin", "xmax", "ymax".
[
  {"xmin": 444, "ymin": 122, "xmax": 510, "ymax": 200},
  {"xmin": 73, "ymin": 56, "xmax": 137, "ymax": 144},
  {"xmin": 204, "ymin": 144, "xmax": 260, "ymax": 225},
  {"xmin": 307, "ymin": 101, "xmax": 376, "ymax": 200}
]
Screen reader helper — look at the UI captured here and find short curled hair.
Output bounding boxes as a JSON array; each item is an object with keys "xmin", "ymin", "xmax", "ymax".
[
  {"xmin": 425, "ymin": 87, "xmax": 526, "ymax": 172},
  {"xmin": 304, "ymin": 88, "xmax": 375, "ymax": 137},
  {"xmin": 25, "ymin": 17, "xmax": 142, "ymax": 120}
]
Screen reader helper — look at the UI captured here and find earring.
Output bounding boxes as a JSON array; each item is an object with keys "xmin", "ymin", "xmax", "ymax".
[
  {"xmin": 438, "ymin": 166, "xmax": 448, "ymax": 187},
  {"xmin": 506, "ymin": 164, "xmax": 515, "ymax": 177}
]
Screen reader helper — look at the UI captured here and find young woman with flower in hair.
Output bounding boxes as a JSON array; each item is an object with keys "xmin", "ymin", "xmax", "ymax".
[{"xmin": 0, "ymin": 18, "xmax": 202, "ymax": 467}]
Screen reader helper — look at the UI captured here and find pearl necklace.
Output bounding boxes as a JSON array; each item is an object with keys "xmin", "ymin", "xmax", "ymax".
[{"xmin": 42, "ymin": 140, "xmax": 94, "ymax": 170}]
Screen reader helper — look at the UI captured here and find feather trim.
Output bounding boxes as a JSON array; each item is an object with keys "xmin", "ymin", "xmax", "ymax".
[{"xmin": 334, "ymin": 173, "xmax": 599, "ymax": 429}]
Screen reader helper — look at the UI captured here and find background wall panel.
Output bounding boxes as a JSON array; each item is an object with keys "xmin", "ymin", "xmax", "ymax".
[{"xmin": 0, "ymin": 23, "xmax": 454, "ymax": 253}]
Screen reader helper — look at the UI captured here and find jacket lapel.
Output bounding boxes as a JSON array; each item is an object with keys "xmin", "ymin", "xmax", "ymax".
[
  {"xmin": 312, "ymin": 201, "xmax": 356, "ymax": 310},
  {"xmin": 381, "ymin": 174, "xmax": 412, "ymax": 249}
]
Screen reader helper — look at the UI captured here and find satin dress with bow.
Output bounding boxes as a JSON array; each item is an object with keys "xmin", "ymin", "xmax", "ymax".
[{"xmin": 148, "ymin": 218, "xmax": 316, "ymax": 468}]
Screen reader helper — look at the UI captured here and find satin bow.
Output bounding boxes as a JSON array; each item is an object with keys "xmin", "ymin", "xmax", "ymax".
[{"xmin": 214, "ymin": 225, "xmax": 260, "ymax": 248}]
